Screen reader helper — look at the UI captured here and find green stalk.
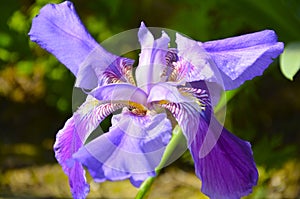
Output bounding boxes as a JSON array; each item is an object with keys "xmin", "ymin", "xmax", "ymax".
[{"xmin": 135, "ymin": 125, "xmax": 184, "ymax": 199}]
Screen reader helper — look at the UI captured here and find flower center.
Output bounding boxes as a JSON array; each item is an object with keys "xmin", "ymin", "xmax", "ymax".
[{"xmin": 128, "ymin": 101, "xmax": 147, "ymax": 116}]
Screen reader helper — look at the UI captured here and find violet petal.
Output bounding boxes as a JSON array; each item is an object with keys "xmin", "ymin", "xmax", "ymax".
[
  {"xmin": 76, "ymin": 46, "xmax": 135, "ymax": 89},
  {"xmin": 73, "ymin": 111, "xmax": 172, "ymax": 187},
  {"xmin": 90, "ymin": 83, "xmax": 148, "ymax": 106},
  {"xmin": 29, "ymin": 1, "xmax": 99, "ymax": 76},
  {"xmin": 175, "ymin": 33, "xmax": 219, "ymax": 83},
  {"xmin": 54, "ymin": 97, "xmax": 125, "ymax": 198},
  {"xmin": 53, "ymin": 117, "xmax": 89, "ymax": 199},
  {"xmin": 135, "ymin": 22, "xmax": 170, "ymax": 93},
  {"xmin": 202, "ymin": 30, "xmax": 284, "ymax": 90},
  {"xmin": 189, "ymin": 113, "xmax": 258, "ymax": 199}
]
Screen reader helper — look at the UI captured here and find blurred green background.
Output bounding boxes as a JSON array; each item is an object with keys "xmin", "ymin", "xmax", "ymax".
[{"xmin": 0, "ymin": 0, "xmax": 300, "ymax": 198}]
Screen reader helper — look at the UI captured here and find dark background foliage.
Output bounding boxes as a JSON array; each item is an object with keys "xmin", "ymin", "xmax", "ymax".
[{"xmin": 0, "ymin": 0, "xmax": 299, "ymax": 198}]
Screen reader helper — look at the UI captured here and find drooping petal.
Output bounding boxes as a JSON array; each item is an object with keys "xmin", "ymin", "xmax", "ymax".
[
  {"xmin": 29, "ymin": 1, "xmax": 99, "ymax": 76},
  {"xmin": 202, "ymin": 30, "xmax": 284, "ymax": 90},
  {"xmin": 175, "ymin": 33, "xmax": 220, "ymax": 83},
  {"xmin": 135, "ymin": 22, "xmax": 170, "ymax": 93},
  {"xmin": 53, "ymin": 117, "xmax": 89, "ymax": 199},
  {"xmin": 90, "ymin": 83, "xmax": 148, "ymax": 106},
  {"xmin": 54, "ymin": 96, "xmax": 125, "ymax": 198},
  {"xmin": 149, "ymin": 83, "xmax": 258, "ymax": 198},
  {"xmin": 189, "ymin": 112, "xmax": 258, "ymax": 199},
  {"xmin": 73, "ymin": 110, "xmax": 172, "ymax": 187}
]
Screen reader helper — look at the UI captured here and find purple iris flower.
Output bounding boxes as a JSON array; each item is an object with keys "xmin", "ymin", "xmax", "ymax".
[{"xmin": 29, "ymin": 1, "xmax": 284, "ymax": 199}]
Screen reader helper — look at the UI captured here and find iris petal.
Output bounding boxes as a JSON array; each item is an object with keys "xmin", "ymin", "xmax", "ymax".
[
  {"xmin": 29, "ymin": 1, "xmax": 135, "ymax": 90},
  {"xmin": 53, "ymin": 117, "xmax": 89, "ymax": 199},
  {"xmin": 54, "ymin": 97, "xmax": 125, "ymax": 198},
  {"xmin": 29, "ymin": 1, "xmax": 99, "ymax": 76},
  {"xmin": 202, "ymin": 30, "xmax": 284, "ymax": 90},
  {"xmin": 175, "ymin": 33, "xmax": 219, "ymax": 83},
  {"xmin": 76, "ymin": 46, "xmax": 135, "ymax": 89},
  {"xmin": 90, "ymin": 83, "xmax": 148, "ymax": 106},
  {"xmin": 73, "ymin": 110, "xmax": 172, "ymax": 187},
  {"xmin": 135, "ymin": 22, "xmax": 170, "ymax": 93},
  {"xmin": 190, "ymin": 113, "xmax": 258, "ymax": 199},
  {"xmin": 73, "ymin": 96, "xmax": 126, "ymax": 141},
  {"xmin": 162, "ymin": 103, "xmax": 258, "ymax": 198},
  {"xmin": 148, "ymin": 82, "xmax": 202, "ymax": 144},
  {"xmin": 150, "ymin": 83, "xmax": 258, "ymax": 198}
]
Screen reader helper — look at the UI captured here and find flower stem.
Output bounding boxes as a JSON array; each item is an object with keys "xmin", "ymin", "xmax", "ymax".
[{"xmin": 135, "ymin": 125, "xmax": 184, "ymax": 199}]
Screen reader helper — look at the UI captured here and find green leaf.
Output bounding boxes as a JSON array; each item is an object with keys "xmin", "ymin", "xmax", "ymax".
[{"xmin": 280, "ymin": 42, "xmax": 300, "ymax": 80}]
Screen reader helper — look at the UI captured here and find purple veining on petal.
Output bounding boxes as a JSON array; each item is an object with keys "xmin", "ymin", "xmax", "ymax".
[
  {"xmin": 29, "ymin": 1, "xmax": 99, "ymax": 76},
  {"xmin": 73, "ymin": 96, "xmax": 126, "ymax": 142},
  {"xmin": 189, "ymin": 111, "xmax": 258, "ymax": 199},
  {"xmin": 160, "ymin": 102, "xmax": 200, "ymax": 146},
  {"xmin": 76, "ymin": 46, "xmax": 135, "ymax": 89},
  {"xmin": 202, "ymin": 30, "xmax": 284, "ymax": 90},
  {"xmin": 188, "ymin": 80, "xmax": 223, "ymax": 107},
  {"xmin": 73, "ymin": 111, "xmax": 172, "ymax": 187},
  {"xmin": 135, "ymin": 22, "xmax": 170, "ymax": 93}
]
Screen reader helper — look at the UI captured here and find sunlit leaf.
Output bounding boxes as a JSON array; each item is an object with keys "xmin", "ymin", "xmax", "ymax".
[
  {"xmin": 280, "ymin": 42, "xmax": 300, "ymax": 80},
  {"xmin": 8, "ymin": 11, "xmax": 28, "ymax": 33},
  {"xmin": 17, "ymin": 61, "xmax": 33, "ymax": 75},
  {"xmin": 0, "ymin": 32, "xmax": 12, "ymax": 47}
]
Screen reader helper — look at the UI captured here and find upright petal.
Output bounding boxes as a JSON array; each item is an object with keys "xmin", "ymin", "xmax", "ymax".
[
  {"xmin": 29, "ymin": 1, "xmax": 99, "ymax": 76},
  {"xmin": 190, "ymin": 111, "xmax": 258, "ymax": 199},
  {"xmin": 202, "ymin": 30, "xmax": 284, "ymax": 90},
  {"xmin": 73, "ymin": 110, "xmax": 172, "ymax": 187},
  {"xmin": 54, "ymin": 96, "xmax": 125, "ymax": 198},
  {"xmin": 135, "ymin": 22, "xmax": 170, "ymax": 93}
]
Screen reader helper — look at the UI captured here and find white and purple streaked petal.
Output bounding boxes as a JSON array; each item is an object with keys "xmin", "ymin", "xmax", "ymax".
[
  {"xmin": 175, "ymin": 33, "xmax": 220, "ymax": 83},
  {"xmin": 160, "ymin": 102, "xmax": 201, "ymax": 146},
  {"xmin": 29, "ymin": 1, "xmax": 99, "ymax": 76},
  {"xmin": 76, "ymin": 46, "xmax": 135, "ymax": 89},
  {"xmin": 73, "ymin": 111, "xmax": 172, "ymax": 187},
  {"xmin": 53, "ymin": 117, "xmax": 89, "ymax": 199},
  {"xmin": 202, "ymin": 30, "xmax": 284, "ymax": 90},
  {"xmin": 54, "ymin": 97, "xmax": 125, "ymax": 198},
  {"xmin": 90, "ymin": 83, "xmax": 148, "ymax": 106},
  {"xmin": 190, "ymin": 114, "xmax": 258, "ymax": 199},
  {"xmin": 148, "ymin": 82, "xmax": 205, "ymax": 145},
  {"xmin": 188, "ymin": 80, "xmax": 223, "ymax": 107},
  {"xmin": 135, "ymin": 22, "xmax": 170, "ymax": 93},
  {"xmin": 73, "ymin": 96, "xmax": 126, "ymax": 142}
]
